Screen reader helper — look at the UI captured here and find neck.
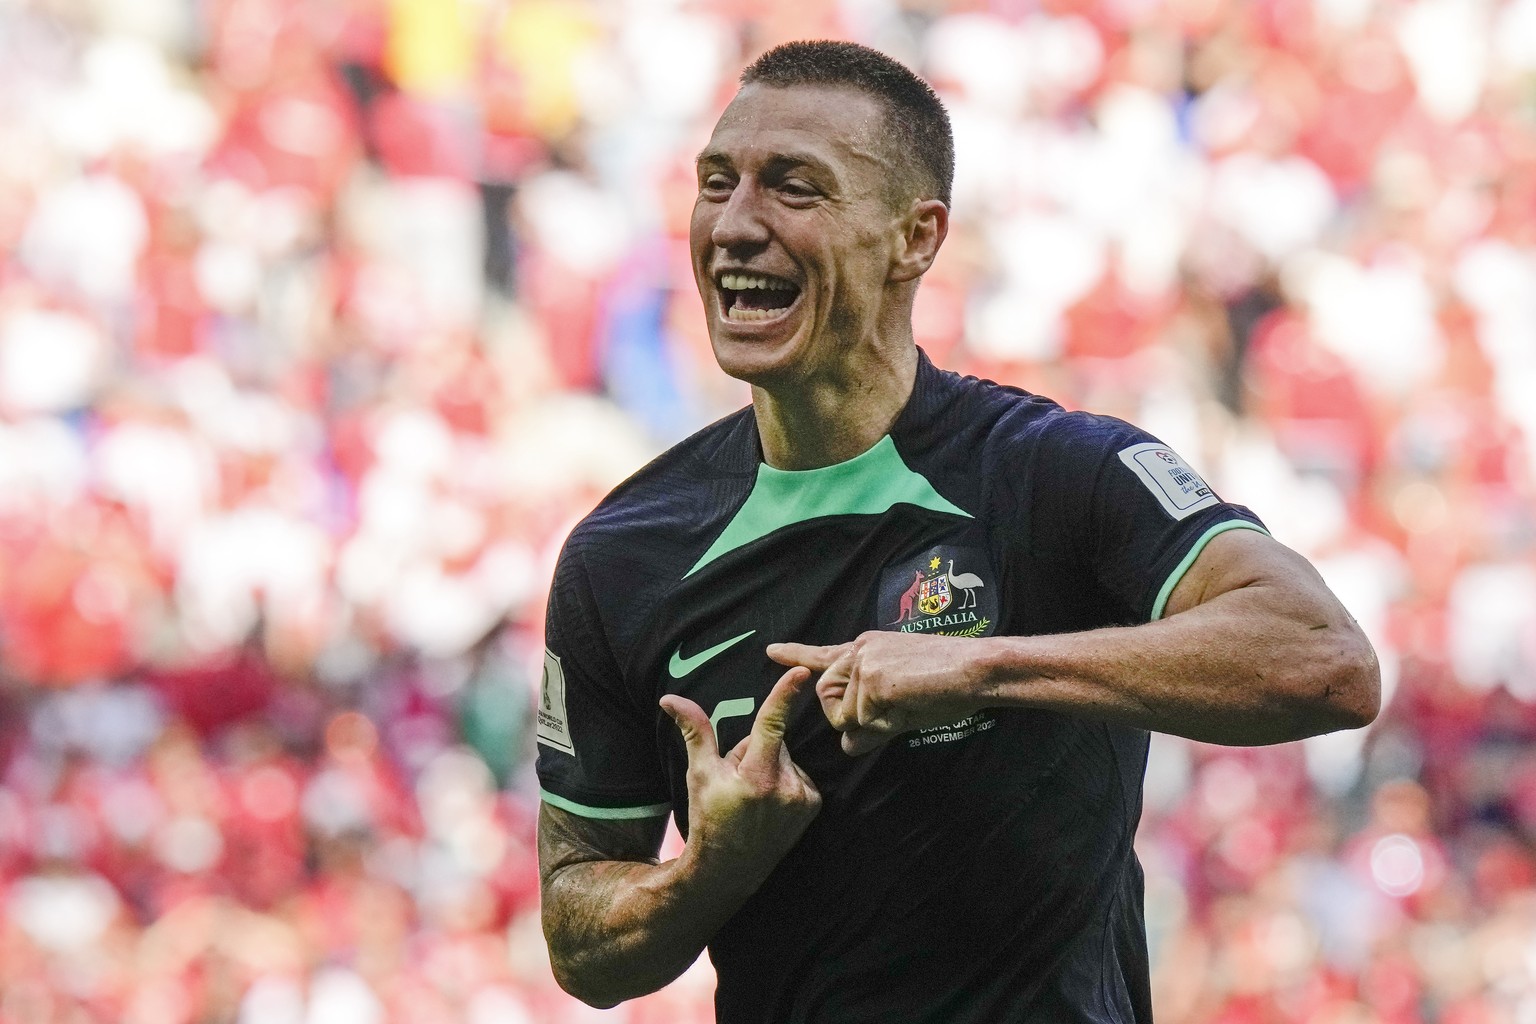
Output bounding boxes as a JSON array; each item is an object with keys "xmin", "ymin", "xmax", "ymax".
[{"xmin": 751, "ymin": 344, "xmax": 919, "ymax": 470}]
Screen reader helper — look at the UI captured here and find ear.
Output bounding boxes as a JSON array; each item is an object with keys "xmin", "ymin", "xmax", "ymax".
[{"xmin": 889, "ymin": 198, "xmax": 949, "ymax": 284}]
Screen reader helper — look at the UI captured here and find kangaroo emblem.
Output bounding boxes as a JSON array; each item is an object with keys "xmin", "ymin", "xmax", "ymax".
[{"xmin": 891, "ymin": 569, "xmax": 924, "ymax": 624}]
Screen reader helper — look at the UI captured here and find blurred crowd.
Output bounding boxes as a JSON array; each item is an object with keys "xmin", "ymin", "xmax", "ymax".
[{"xmin": 0, "ymin": 0, "xmax": 1533, "ymax": 1020}]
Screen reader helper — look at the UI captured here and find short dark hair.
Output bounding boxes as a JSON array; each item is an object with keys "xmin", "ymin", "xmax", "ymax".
[{"xmin": 740, "ymin": 40, "xmax": 954, "ymax": 208}]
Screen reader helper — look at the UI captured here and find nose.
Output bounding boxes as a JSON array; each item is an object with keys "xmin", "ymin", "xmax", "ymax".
[{"xmin": 709, "ymin": 180, "xmax": 771, "ymax": 252}]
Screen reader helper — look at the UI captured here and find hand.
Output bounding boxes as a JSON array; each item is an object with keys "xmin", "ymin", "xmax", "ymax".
[
  {"xmin": 659, "ymin": 667, "xmax": 821, "ymax": 890},
  {"xmin": 768, "ymin": 632, "xmax": 987, "ymax": 756}
]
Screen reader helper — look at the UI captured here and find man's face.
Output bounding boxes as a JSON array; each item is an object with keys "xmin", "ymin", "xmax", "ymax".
[{"xmin": 690, "ymin": 83, "xmax": 905, "ymax": 386}]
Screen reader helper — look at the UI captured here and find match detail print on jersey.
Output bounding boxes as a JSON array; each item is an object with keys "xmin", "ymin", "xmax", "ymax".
[
  {"xmin": 669, "ymin": 630, "xmax": 758, "ymax": 678},
  {"xmin": 537, "ymin": 649, "xmax": 576, "ymax": 755},
  {"xmin": 1117, "ymin": 441, "xmax": 1221, "ymax": 520}
]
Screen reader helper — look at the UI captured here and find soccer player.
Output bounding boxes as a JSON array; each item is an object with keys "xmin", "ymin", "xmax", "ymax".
[{"xmin": 536, "ymin": 40, "xmax": 1379, "ymax": 1023}]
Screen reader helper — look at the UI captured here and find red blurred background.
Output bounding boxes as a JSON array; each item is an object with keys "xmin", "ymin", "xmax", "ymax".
[{"xmin": 0, "ymin": 0, "xmax": 1534, "ymax": 1020}]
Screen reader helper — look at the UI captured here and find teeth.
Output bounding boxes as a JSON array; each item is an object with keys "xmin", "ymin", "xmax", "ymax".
[
  {"xmin": 726, "ymin": 306, "xmax": 784, "ymax": 321},
  {"xmin": 719, "ymin": 273, "xmax": 796, "ymax": 291}
]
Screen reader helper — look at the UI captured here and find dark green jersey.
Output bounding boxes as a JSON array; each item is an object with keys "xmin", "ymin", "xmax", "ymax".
[{"xmin": 537, "ymin": 352, "xmax": 1265, "ymax": 1023}]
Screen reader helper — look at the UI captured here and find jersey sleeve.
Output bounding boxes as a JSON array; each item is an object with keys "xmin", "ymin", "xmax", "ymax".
[
  {"xmin": 536, "ymin": 536, "xmax": 671, "ymax": 820},
  {"xmin": 1031, "ymin": 413, "xmax": 1268, "ymax": 622}
]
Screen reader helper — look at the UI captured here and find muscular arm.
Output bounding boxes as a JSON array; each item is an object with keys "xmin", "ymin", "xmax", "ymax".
[
  {"xmin": 538, "ymin": 807, "xmax": 725, "ymax": 1007},
  {"xmin": 774, "ymin": 529, "xmax": 1380, "ymax": 750},
  {"xmin": 538, "ymin": 667, "xmax": 821, "ymax": 1007},
  {"xmin": 978, "ymin": 528, "xmax": 1380, "ymax": 744}
]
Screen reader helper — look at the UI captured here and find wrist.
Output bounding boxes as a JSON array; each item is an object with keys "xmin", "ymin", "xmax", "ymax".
[
  {"xmin": 964, "ymin": 635, "xmax": 1004, "ymax": 695},
  {"xmin": 672, "ymin": 833, "xmax": 776, "ymax": 906},
  {"xmin": 966, "ymin": 634, "xmax": 1032, "ymax": 707}
]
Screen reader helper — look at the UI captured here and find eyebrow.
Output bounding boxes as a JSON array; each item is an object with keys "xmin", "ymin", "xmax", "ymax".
[{"xmin": 695, "ymin": 149, "xmax": 840, "ymax": 180}]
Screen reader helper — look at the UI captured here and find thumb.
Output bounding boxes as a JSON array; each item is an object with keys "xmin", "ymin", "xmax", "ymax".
[
  {"xmin": 766, "ymin": 641, "xmax": 844, "ymax": 672},
  {"xmin": 660, "ymin": 694, "xmax": 719, "ymax": 762}
]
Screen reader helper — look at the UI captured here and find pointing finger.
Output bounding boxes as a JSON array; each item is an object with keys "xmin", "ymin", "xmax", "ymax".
[
  {"xmin": 660, "ymin": 694, "xmax": 719, "ymax": 762},
  {"xmin": 766, "ymin": 642, "xmax": 845, "ymax": 671},
  {"xmin": 741, "ymin": 666, "xmax": 810, "ymax": 774}
]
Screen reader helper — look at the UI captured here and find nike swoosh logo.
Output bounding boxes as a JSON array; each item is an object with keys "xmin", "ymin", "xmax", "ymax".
[{"xmin": 669, "ymin": 630, "xmax": 757, "ymax": 678}]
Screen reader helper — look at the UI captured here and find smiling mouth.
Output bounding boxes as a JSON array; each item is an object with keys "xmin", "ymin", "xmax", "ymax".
[{"xmin": 718, "ymin": 272, "xmax": 801, "ymax": 323}]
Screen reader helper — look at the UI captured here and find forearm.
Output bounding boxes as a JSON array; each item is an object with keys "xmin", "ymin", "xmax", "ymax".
[
  {"xmin": 541, "ymin": 849, "xmax": 749, "ymax": 1007},
  {"xmin": 776, "ymin": 521, "xmax": 1380, "ymax": 751},
  {"xmin": 973, "ymin": 580, "xmax": 1379, "ymax": 745},
  {"xmin": 540, "ymin": 671, "xmax": 822, "ymax": 1006},
  {"xmin": 538, "ymin": 796, "xmax": 792, "ymax": 1008}
]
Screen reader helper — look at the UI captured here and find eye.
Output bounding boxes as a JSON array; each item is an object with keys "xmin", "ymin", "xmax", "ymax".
[
  {"xmin": 699, "ymin": 172, "xmax": 735, "ymax": 198},
  {"xmin": 779, "ymin": 180, "xmax": 820, "ymax": 200}
]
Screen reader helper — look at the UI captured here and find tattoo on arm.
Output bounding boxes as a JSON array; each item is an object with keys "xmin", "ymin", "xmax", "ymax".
[
  {"xmin": 538, "ymin": 804, "xmax": 667, "ymax": 881},
  {"xmin": 538, "ymin": 804, "xmax": 672, "ymax": 980}
]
